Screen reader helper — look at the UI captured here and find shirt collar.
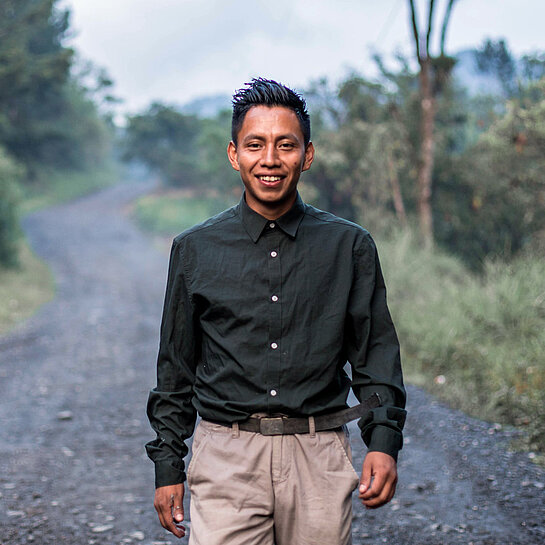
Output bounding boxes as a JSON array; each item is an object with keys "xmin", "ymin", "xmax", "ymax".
[{"xmin": 238, "ymin": 192, "xmax": 306, "ymax": 243}]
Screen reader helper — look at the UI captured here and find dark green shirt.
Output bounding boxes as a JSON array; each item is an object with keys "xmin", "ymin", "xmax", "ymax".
[{"xmin": 146, "ymin": 193, "xmax": 406, "ymax": 488}]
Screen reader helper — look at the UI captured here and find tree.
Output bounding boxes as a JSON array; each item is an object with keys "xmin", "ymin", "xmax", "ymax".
[
  {"xmin": 407, "ymin": 0, "xmax": 458, "ymax": 248},
  {"xmin": 474, "ymin": 39, "xmax": 517, "ymax": 97},
  {"xmin": 306, "ymin": 74, "xmax": 412, "ymax": 232},
  {"xmin": 124, "ymin": 102, "xmax": 199, "ymax": 187},
  {"xmin": 197, "ymin": 110, "xmax": 240, "ymax": 193},
  {"xmin": 0, "ymin": 0, "xmax": 73, "ymax": 175},
  {"xmin": 0, "ymin": 0, "xmax": 117, "ymax": 267},
  {"xmin": 0, "ymin": 148, "xmax": 23, "ymax": 268},
  {"xmin": 474, "ymin": 39, "xmax": 545, "ymax": 101},
  {"xmin": 124, "ymin": 103, "xmax": 204, "ymax": 188},
  {"xmin": 124, "ymin": 104, "xmax": 240, "ymax": 192},
  {"xmin": 454, "ymin": 78, "xmax": 545, "ymax": 263}
]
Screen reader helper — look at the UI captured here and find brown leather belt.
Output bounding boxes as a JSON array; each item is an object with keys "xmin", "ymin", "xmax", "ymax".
[{"xmin": 208, "ymin": 393, "xmax": 381, "ymax": 436}]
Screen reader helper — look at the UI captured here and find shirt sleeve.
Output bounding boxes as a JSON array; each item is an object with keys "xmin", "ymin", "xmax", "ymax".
[
  {"xmin": 145, "ymin": 238, "xmax": 199, "ymax": 488},
  {"xmin": 345, "ymin": 233, "xmax": 407, "ymax": 461}
]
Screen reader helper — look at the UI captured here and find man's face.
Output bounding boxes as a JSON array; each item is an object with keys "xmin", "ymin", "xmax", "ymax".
[{"xmin": 227, "ymin": 105, "xmax": 314, "ymax": 219}]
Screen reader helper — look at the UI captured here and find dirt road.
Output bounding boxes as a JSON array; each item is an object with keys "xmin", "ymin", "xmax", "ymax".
[{"xmin": 0, "ymin": 181, "xmax": 543, "ymax": 545}]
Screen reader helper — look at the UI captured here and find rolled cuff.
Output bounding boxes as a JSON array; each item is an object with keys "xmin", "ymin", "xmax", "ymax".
[
  {"xmin": 154, "ymin": 460, "xmax": 186, "ymax": 489},
  {"xmin": 365, "ymin": 425, "xmax": 403, "ymax": 462}
]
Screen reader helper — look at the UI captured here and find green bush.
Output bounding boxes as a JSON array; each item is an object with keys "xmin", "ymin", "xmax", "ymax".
[
  {"xmin": 0, "ymin": 149, "xmax": 24, "ymax": 268},
  {"xmin": 131, "ymin": 191, "xmax": 238, "ymax": 235},
  {"xmin": 379, "ymin": 231, "xmax": 545, "ymax": 453},
  {"xmin": 20, "ymin": 163, "xmax": 118, "ymax": 214}
]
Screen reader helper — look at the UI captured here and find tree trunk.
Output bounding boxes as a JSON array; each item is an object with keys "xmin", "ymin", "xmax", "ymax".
[
  {"xmin": 386, "ymin": 149, "xmax": 408, "ymax": 228},
  {"xmin": 417, "ymin": 57, "xmax": 435, "ymax": 249}
]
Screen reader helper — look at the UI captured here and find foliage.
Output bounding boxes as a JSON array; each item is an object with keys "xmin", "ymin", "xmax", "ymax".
[
  {"xmin": 380, "ymin": 231, "xmax": 545, "ymax": 453},
  {"xmin": 28, "ymin": 78, "xmax": 115, "ymax": 176},
  {"xmin": 306, "ymin": 69, "xmax": 418, "ymax": 234},
  {"xmin": 197, "ymin": 110, "xmax": 240, "ymax": 190},
  {"xmin": 475, "ymin": 39, "xmax": 517, "ymax": 97},
  {"xmin": 0, "ymin": 148, "xmax": 23, "ymax": 268},
  {"xmin": 124, "ymin": 104, "xmax": 239, "ymax": 191},
  {"xmin": 124, "ymin": 103, "xmax": 201, "ymax": 187},
  {"xmin": 303, "ymin": 43, "xmax": 545, "ymax": 268},
  {"xmin": 131, "ymin": 190, "xmax": 238, "ymax": 236},
  {"xmin": 0, "ymin": 238, "xmax": 54, "ymax": 334},
  {"xmin": 0, "ymin": 0, "xmax": 72, "ymax": 173},
  {"xmin": 20, "ymin": 163, "xmax": 120, "ymax": 214},
  {"xmin": 0, "ymin": 0, "xmax": 118, "ymax": 268},
  {"xmin": 0, "ymin": 0, "xmax": 116, "ymax": 179},
  {"xmin": 72, "ymin": 55, "xmax": 121, "ymax": 117},
  {"xmin": 436, "ymin": 78, "xmax": 545, "ymax": 266},
  {"xmin": 475, "ymin": 38, "xmax": 545, "ymax": 98}
]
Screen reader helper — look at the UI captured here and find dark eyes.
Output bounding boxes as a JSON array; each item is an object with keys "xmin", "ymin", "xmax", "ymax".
[{"xmin": 245, "ymin": 141, "xmax": 296, "ymax": 150}]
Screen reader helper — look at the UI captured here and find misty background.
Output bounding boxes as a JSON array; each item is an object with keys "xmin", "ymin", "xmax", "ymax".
[{"xmin": 64, "ymin": 0, "xmax": 545, "ymax": 114}]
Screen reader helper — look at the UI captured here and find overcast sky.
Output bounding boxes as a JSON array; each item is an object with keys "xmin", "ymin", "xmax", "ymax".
[{"xmin": 61, "ymin": 0, "xmax": 545, "ymax": 115}]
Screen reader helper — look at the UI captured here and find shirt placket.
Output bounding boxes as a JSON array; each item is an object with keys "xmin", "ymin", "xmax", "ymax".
[{"xmin": 265, "ymin": 223, "xmax": 282, "ymax": 410}]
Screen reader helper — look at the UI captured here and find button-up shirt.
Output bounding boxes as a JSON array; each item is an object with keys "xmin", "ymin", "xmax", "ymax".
[{"xmin": 146, "ymin": 193, "xmax": 406, "ymax": 488}]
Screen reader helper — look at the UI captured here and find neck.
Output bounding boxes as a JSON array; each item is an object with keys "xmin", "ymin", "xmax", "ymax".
[{"xmin": 245, "ymin": 192, "xmax": 297, "ymax": 220}]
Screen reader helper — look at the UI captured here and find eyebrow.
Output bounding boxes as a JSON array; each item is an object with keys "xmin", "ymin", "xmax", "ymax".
[{"xmin": 242, "ymin": 133, "xmax": 301, "ymax": 143}]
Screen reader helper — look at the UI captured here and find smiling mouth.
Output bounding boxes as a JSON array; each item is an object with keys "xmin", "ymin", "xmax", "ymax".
[{"xmin": 258, "ymin": 175, "xmax": 283, "ymax": 183}]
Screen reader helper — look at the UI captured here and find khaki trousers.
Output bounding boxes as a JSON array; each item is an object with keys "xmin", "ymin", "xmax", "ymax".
[{"xmin": 187, "ymin": 419, "xmax": 360, "ymax": 545}]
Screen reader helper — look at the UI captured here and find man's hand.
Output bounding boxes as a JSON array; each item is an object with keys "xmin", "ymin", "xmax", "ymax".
[
  {"xmin": 154, "ymin": 483, "xmax": 186, "ymax": 538},
  {"xmin": 358, "ymin": 451, "xmax": 397, "ymax": 509}
]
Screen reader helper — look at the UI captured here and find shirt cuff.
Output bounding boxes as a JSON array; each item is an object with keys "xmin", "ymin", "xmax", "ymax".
[
  {"xmin": 154, "ymin": 460, "xmax": 186, "ymax": 489},
  {"xmin": 366, "ymin": 425, "xmax": 403, "ymax": 462}
]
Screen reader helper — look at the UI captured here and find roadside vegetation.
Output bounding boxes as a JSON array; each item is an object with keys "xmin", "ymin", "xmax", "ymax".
[
  {"xmin": 0, "ymin": 0, "xmax": 119, "ymax": 332},
  {"xmin": 0, "ymin": 242, "xmax": 54, "ymax": 335},
  {"xmin": 380, "ymin": 233, "xmax": 545, "ymax": 455},
  {"xmin": 20, "ymin": 164, "xmax": 119, "ymax": 214},
  {"xmin": 131, "ymin": 189, "xmax": 238, "ymax": 236}
]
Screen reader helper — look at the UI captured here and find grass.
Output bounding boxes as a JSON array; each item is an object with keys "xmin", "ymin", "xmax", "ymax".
[
  {"xmin": 379, "ymin": 231, "xmax": 545, "ymax": 456},
  {"xmin": 129, "ymin": 182, "xmax": 321, "ymax": 239},
  {"xmin": 0, "ymin": 240, "xmax": 54, "ymax": 335},
  {"xmin": 21, "ymin": 163, "xmax": 119, "ymax": 214},
  {"xmin": 131, "ymin": 189, "xmax": 239, "ymax": 236}
]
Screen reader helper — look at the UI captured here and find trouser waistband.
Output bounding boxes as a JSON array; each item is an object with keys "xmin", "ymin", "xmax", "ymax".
[{"xmin": 204, "ymin": 392, "xmax": 381, "ymax": 436}]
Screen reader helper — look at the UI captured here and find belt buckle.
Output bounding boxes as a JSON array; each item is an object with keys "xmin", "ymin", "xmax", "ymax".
[{"xmin": 259, "ymin": 417, "xmax": 284, "ymax": 435}]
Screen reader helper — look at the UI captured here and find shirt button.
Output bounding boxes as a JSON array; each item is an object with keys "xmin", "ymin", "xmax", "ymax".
[
  {"xmin": 270, "ymin": 251, "xmax": 278, "ymax": 258},
  {"xmin": 271, "ymin": 342, "xmax": 278, "ymax": 349},
  {"xmin": 269, "ymin": 222, "xmax": 276, "ymax": 229},
  {"xmin": 270, "ymin": 389, "xmax": 277, "ymax": 396},
  {"xmin": 271, "ymin": 295, "xmax": 278, "ymax": 302}
]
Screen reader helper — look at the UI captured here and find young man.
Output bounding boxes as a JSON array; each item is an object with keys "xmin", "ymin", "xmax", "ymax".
[{"xmin": 146, "ymin": 78, "xmax": 406, "ymax": 545}]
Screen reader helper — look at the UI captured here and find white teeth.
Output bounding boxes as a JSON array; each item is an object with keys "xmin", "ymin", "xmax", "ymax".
[{"xmin": 260, "ymin": 176, "xmax": 281, "ymax": 182}]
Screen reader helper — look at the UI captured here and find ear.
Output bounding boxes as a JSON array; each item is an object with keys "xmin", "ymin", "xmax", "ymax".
[
  {"xmin": 302, "ymin": 142, "xmax": 315, "ymax": 172},
  {"xmin": 227, "ymin": 141, "xmax": 240, "ymax": 171}
]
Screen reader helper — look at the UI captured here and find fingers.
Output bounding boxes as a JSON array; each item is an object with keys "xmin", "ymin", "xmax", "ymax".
[
  {"xmin": 358, "ymin": 451, "xmax": 398, "ymax": 509},
  {"xmin": 358, "ymin": 457, "xmax": 372, "ymax": 497},
  {"xmin": 154, "ymin": 484, "xmax": 186, "ymax": 538},
  {"xmin": 361, "ymin": 471, "xmax": 397, "ymax": 509},
  {"xmin": 173, "ymin": 501, "xmax": 184, "ymax": 524}
]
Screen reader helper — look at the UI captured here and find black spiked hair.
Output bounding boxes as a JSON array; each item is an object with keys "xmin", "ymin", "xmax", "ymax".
[{"xmin": 231, "ymin": 77, "xmax": 311, "ymax": 146}]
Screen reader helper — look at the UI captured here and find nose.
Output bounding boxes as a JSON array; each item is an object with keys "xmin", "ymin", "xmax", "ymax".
[{"xmin": 260, "ymin": 144, "xmax": 280, "ymax": 167}]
